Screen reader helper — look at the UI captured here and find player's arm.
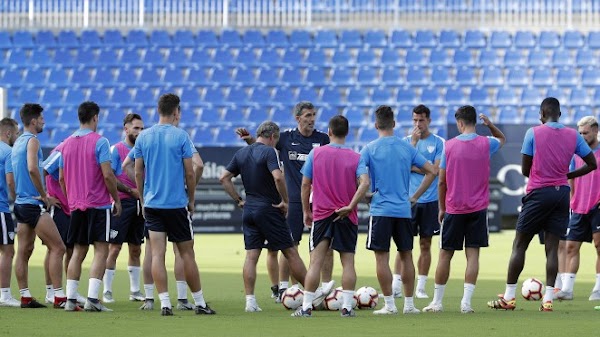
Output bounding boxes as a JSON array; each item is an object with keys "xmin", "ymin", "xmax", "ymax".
[
  {"xmin": 6, "ymin": 172, "xmax": 15, "ymax": 201},
  {"xmin": 411, "ymin": 161, "xmax": 438, "ymax": 204},
  {"xmin": 192, "ymin": 152, "xmax": 204, "ymax": 186},
  {"xmin": 272, "ymin": 168, "xmax": 289, "ymax": 217},
  {"xmin": 134, "ymin": 157, "xmax": 145, "ymax": 207},
  {"xmin": 567, "ymin": 152, "xmax": 597, "ymax": 180},
  {"xmin": 122, "ymin": 155, "xmax": 135, "ymax": 182},
  {"xmin": 412, "ymin": 158, "xmax": 440, "ymax": 175},
  {"xmin": 235, "ymin": 128, "xmax": 256, "ymax": 145},
  {"xmin": 183, "ymin": 157, "xmax": 196, "ymax": 213},
  {"xmin": 438, "ymin": 168, "xmax": 447, "ymax": 224},
  {"xmin": 58, "ymin": 167, "xmax": 67, "ymax": 198},
  {"xmin": 301, "ymin": 176, "xmax": 312, "ymax": 227},
  {"xmin": 26, "ymin": 137, "xmax": 54, "ymax": 207},
  {"xmin": 220, "ymin": 170, "xmax": 244, "ymax": 208},
  {"xmin": 480, "ymin": 114, "xmax": 506, "ymax": 147},
  {"xmin": 100, "ymin": 161, "xmax": 121, "ymax": 217}
]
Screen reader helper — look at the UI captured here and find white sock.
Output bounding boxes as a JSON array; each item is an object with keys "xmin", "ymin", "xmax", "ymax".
[
  {"xmin": 66, "ymin": 279, "xmax": 79, "ymax": 300},
  {"xmin": 45, "ymin": 285, "xmax": 54, "ymax": 299},
  {"xmin": 0, "ymin": 288, "xmax": 11, "ymax": 300},
  {"xmin": 504, "ymin": 283, "xmax": 517, "ymax": 301},
  {"xmin": 192, "ymin": 290, "xmax": 206, "ymax": 307},
  {"xmin": 384, "ymin": 295, "xmax": 396, "ymax": 309},
  {"xmin": 279, "ymin": 281, "xmax": 289, "ymax": 289},
  {"xmin": 158, "ymin": 292, "xmax": 171, "ymax": 309},
  {"xmin": 87, "ymin": 278, "xmax": 102, "ymax": 300},
  {"xmin": 432, "ymin": 284, "xmax": 445, "ymax": 305},
  {"xmin": 19, "ymin": 288, "xmax": 32, "ymax": 298},
  {"xmin": 176, "ymin": 281, "xmax": 188, "ymax": 300},
  {"xmin": 128, "ymin": 266, "xmax": 141, "ymax": 292},
  {"xmin": 292, "ymin": 283, "xmax": 300, "ymax": 289},
  {"xmin": 245, "ymin": 294, "xmax": 256, "ymax": 304},
  {"xmin": 543, "ymin": 286, "xmax": 554, "ymax": 302},
  {"xmin": 593, "ymin": 274, "xmax": 600, "ymax": 292},
  {"xmin": 54, "ymin": 287, "xmax": 65, "ymax": 298},
  {"xmin": 144, "ymin": 284, "xmax": 154, "ymax": 300},
  {"xmin": 416, "ymin": 275, "xmax": 428, "ymax": 291},
  {"xmin": 303, "ymin": 291, "xmax": 315, "ymax": 311},
  {"xmin": 561, "ymin": 273, "xmax": 576, "ymax": 293},
  {"xmin": 555, "ymin": 272, "xmax": 564, "ymax": 289},
  {"xmin": 404, "ymin": 296, "xmax": 414, "ymax": 309},
  {"xmin": 342, "ymin": 290, "xmax": 354, "ymax": 311},
  {"xmin": 392, "ymin": 274, "xmax": 402, "ymax": 292},
  {"xmin": 461, "ymin": 283, "xmax": 475, "ymax": 307},
  {"xmin": 103, "ymin": 269, "xmax": 115, "ymax": 293}
]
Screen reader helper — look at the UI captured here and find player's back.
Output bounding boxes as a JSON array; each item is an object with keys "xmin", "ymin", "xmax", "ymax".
[
  {"xmin": 234, "ymin": 142, "xmax": 281, "ymax": 207},
  {"xmin": 0, "ymin": 142, "xmax": 12, "ymax": 212},
  {"xmin": 11, "ymin": 132, "xmax": 42, "ymax": 205}
]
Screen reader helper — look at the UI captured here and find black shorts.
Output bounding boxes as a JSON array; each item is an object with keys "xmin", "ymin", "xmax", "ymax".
[
  {"xmin": 309, "ymin": 213, "xmax": 358, "ymax": 253},
  {"xmin": 517, "ymin": 186, "xmax": 570, "ymax": 237},
  {"xmin": 567, "ymin": 206, "xmax": 600, "ymax": 243},
  {"xmin": 144, "ymin": 207, "xmax": 193, "ymax": 243},
  {"xmin": 287, "ymin": 202, "xmax": 304, "ymax": 243},
  {"xmin": 109, "ymin": 198, "xmax": 144, "ymax": 245},
  {"xmin": 242, "ymin": 204, "xmax": 294, "ymax": 251},
  {"xmin": 0, "ymin": 212, "xmax": 15, "ymax": 245},
  {"xmin": 441, "ymin": 209, "xmax": 489, "ymax": 250},
  {"xmin": 366, "ymin": 216, "xmax": 413, "ymax": 252},
  {"xmin": 68, "ymin": 208, "xmax": 112, "ymax": 245},
  {"xmin": 14, "ymin": 203, "xmax": 46, "ymax": 228},
  {"xmin": 50, "ymin": 206, "xmax": 73, "ymax": 248},
  {"xmin": 411, "ymin": 201, "xmax": 440, "ymax": 237}
]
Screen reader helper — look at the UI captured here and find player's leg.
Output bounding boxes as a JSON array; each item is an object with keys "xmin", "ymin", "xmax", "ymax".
[
  {"xmin": 127, "ymin": 243, "xmax": 143, "ymax": 300},
  {"xmin": 541, "ymin": 230, "xmax": 561, "ymax": 308},
  {"xmin": 35, "ymin": 213, "xmax": 67, "ymax": 305},
  {"xmin": 555, "ymin": 240, "xmax": 567, "ymax": 290},
  {"xmin": 280, "ymin": 202, "xmax": 304, "ymax": 299},
  {"xmin": 87, "ymin": 241, "xmax": 109, "ymax": 303},
  {"xmin": 266, "ymin": 250, "xmax": 279, "ymax": 298},
  {"xmin": 301, "ymin": 240, "xmax": 329, "ymax": 313},
  {"xmin": 103, "ymin": 243, "xmax": 122, "ymax": 302},
  {"xmin": 140, "ymin": 235, "xmax": 154, "ymax": 310},
  {"xmin": 148, "ymin": 230, "xmax": 169, "ymax": 309},
  {"xmin": 560, "ymin": 240, "xmax": 583, "ymax": 297},
  {"xmin": 590, "ymin": 232, "xmax": 600, "ymax": 300},
  {"xmin": 392, "ymin": 253, "xmax": 403, "ymax": 298},
  {"xmin": 0, "ymin": 244, "xmax": 19, "ymax": 306},
  {"xmin": 339, "ymin": 251, "xmax": 356, "ymax": 317},
  {"xmin": 320, "ymin": 248, "xmax": 335, "ymax": 293},
  {"xmin": 43, "ymin": 248, "xmax": 53, "ymax": 303},
  {"xmin": 461, "ymin": 247, "xmax": 479, "ymax": 313},
  {"xmin": 243, "ymin": 248, "xmax": 262, "ymax": 312},
  {"xmin": 416, "ymin": 237, "xmax": 433, "ymax": 298},
  {"xmin": 365, "ymin": 216, "xmax": 397, "ymax": 314},
  {"xmin": 65, "ymin": 210, "xmax": 88, "ymax": 311},
  {"xmin": 173, "ymin": 244, "xmax": 192, "ymax": 309},
  {"xmin": 83, "ymin": 209, "xmax": 114, "ymax": 312},
  {"xmin": 460, "ymin": 210, "xmax": 488, "ymax": 313},
  {"xmin": 280, "ymin": 246, "xmax": 307, "ymax": 289},
  {"xmin": 14, "ymin": 219, "xmax": 45, "ymax": 307}
]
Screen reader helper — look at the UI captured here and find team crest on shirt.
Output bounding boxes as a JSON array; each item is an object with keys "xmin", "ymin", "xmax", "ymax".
[
  {"xmin": 427, "ymin": 146, "xmax": 435, "ymax": 153},
  {"xmin": 312, "ymin": 143, "xmax": 320, "ymax": 148},
  {"xmin": 8, "ymin": 232, "xmax": 14, "ymax": 240},
  {"xmin": 110, "ymin": 230, "xmax": 119, "ymax": 239}
]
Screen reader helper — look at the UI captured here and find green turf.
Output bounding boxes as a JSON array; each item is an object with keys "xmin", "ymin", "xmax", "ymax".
[{"xmin": 1, "ymin": 230, "xmax": 598, "ymax": 337}]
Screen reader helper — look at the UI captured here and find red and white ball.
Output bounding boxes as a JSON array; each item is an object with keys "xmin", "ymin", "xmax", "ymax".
[
  {"xmin": 521, "ymin": 278, "xmax": 544, "ymax": 301},
  {"xmin": 355, "ymin": 286, "xmax": 379, "ymax": 309},
  {"xmin": 324, "ymin": 287, "xmax": 358, "ymax": 311},
  {"xmin": 281, "ymin": 287, "xmax": 304, "ymax": 310}
]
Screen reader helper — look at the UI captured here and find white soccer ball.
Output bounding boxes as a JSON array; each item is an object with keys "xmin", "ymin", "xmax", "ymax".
[
  {"xmin": 355, "ymin": 286, "xmax": 379, "ymax": 309},
  {"xmin": 281, "ymin": 287, "xmax": 304, "ymax": 310},
  {"xmin": 324, "ymin": 287, "xmax": 358, "ymax": 311},
  {"xmin": 521, "ymin": 278, "xmax": 544, "ymax": 301}
]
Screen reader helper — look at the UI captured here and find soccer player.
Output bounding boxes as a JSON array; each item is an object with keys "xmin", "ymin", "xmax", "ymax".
[
  {"xmin": 422, "ymin": 106, "xmax": 505, "ymax": 314},
  {"xmin": 60, "ymin": 101, "xmax": 122, "ymax": 312},
  {"xmin": 360, "ymin": 105, "xmax": 438, "ymax": 315},
  {"xmin": 236, "ymin": 101, "xmax": 335, "ymax": 301},
  {"xmin": 220, "ymin": 121, "xmax": 312, "ymax": 313},
  {"xmin": 12, "ymin": 103, "xmax": 66, "ymax": 309},
  {"xmin": 134, "ymin": 93, "xmax": 215, "ymax": 316},
  {"xmin": 0, "ymin": 118, "xmax": 20, "ymax": 307},
  {"xmin": 488, "ymin": 97, "xmax": 596, "ymax": 312},
  {"xmin": 392, "ymin": 104, "xmax": 445, "ymax": 299},
  {"xmin": 102, "ymin": 113, "xmax": 145, "ymax": 303},
  {"xmin": 295, "ymin": 115, "xmax": 370, "ymax": 318},
  {"xmin": 556, "ymin": 116, "xmax": 600, "ymax": 301}
]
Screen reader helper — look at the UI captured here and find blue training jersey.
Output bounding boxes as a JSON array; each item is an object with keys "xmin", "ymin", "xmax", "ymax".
[
  {"xmin": 133, "ymin": 124, "xmax": 193, "ymax": 209},
  {"xmin": 359, "ymin": 136, "xmax": 427, "ymax": 218},
  {"xmin": 0, "ymin": 142, "xmax": 13, "ymax": 212},
  {"xmin": 12, "ymin": 132, "xmax": 44, "ymax": 205},
  {"xmin": 277, "ymin": 128, "xmax": 329, "ymax": 203},
  {"xmin": 403, "ymin": 133, "xmax": 445, "ymax": 203}
]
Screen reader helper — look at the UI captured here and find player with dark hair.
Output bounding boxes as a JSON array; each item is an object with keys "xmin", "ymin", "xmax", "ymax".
[
  {"xmin": 422, "ymin": 105, "xmax": 505, "ymax": 313},
  {"xmin": 488, "ymin": 97, "xmax": 596, "ymax": 312}
]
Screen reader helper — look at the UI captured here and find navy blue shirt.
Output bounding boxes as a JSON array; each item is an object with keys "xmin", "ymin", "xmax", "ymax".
[
  {"xmin": 276, "ymin": 128, "xmax": 329, "ymax": 203},
  {"xmin": 226, "ymin": 142, "xmax": 282, "ymax": 207}
]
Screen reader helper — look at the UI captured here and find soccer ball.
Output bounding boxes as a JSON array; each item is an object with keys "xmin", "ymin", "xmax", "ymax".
[
  {"xmin": 521, "ymin": 278, "xmax": 544, "ymax": 301},
  {"xmin": 281, "ymin": 287, "xmax": 304, "ymax": 310},
  {"xmin": 355, "ymin": 286, "xmax": 379, "ymax": 309},
  {"xmin": 324, "ymin": 287, "xmax": 358, "ymax": 311}
]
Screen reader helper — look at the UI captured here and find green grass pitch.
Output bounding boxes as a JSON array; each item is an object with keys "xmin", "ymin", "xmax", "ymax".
[{"xmin": 1, "ymin": 230, "xmax": 598, "ymax": 337}]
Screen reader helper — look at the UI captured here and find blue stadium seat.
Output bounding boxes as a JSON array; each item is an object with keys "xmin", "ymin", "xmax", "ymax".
[
  {"xmin": 587, "ymin": 31, "xmax": 600, "ymax": 49},
  {"xmin": 469, "ymin": 86, "xmax": 491, "ymax": 105},
  {"xmin": 116, "ymin": 68, "xmax": 138, "ymax": 84},
  {"xmin": 180, "ymin": 87, "xmax": 202, "ymax": 105},
  {"xmin": 453, "ymin": 49, "xmax": 473, "ymax": 66},
  {"xmin": 266, "ymin": 30, "xmax": 289, "ymax": 47},
  {"xmin": 456, "ymin": 66, "xmax": 477, "ymax": 86},
  {"xmin": 521, "ymin": 87, "xmax": 542, "ymax": 105},
  {"xmin": 382, "ymin": 67, "xmax": 404, "ymax": 87},
  {"xmin": 344, "ymin": 106, "xmax": 366, "ymax": 125},
  {"xmin": 89, "ymin": 88, "xmax": 109, "ymax": 103},
  {"xmin": 18, "ymin": 88, "xmax": 41, "ymax": 103},
  {"xmin": 305, "ymin": 49, "xmax": 328, "ymax": 66},
  {"xmin": 281, "ymin": 68, "xmax": 304, "ymax": 87},
  {"xmin": 13, "ymin": 30, "xmax": 35, "ymax": 48},
  {"xmin": 190, "ymin": 49, "xmax": 211, "ymax": 65},
  {"xmin": 193, "ymin": 127, "xmax": 216, "ymax": 145},
  {"xmin": 242, "ymin": 30, "xmax": 265, "ymax": 47},
  {"xmin": 281, "ymin": 49, "xmax": 303, "ymax": 65},
  {"xmin": 24, "ymin": 67, "xmax": 47, "ymax": 84},
  {"xmin": 250, "ymin": 87, "xmax": 274, "ymax": 105},
  {"xmin": 7, "ymin": 49, "xmax": 28, "ymax": 66},
  {"xmin": 552, "ymin": 49, "xmax": 571, "ymax": 67},
  {"xmin": 406, "ymin": 67, "xmax": 428, "ymax": 86},
  {"xmin": 576, "ymin": 49, "xmax": 596, "ymax": 66},
  {"xmin": 372, "ymin": 88, "xmax": 393, "ymax": 105},
  {"xmin": 479, "ymin": 49, "xmax": 499, "ymax": 67},
  {"xmin": 464, "ymin": 30, "xmax": 486, "ymax": 48},
  {"xmin": 306, "ymin": 68, "xmax": 328, "ymax": 87},
  {"xmin": 204, "ymin": 88, "xmax": 227, "ymax": 106},
  {"xmin": 47, "ymin": 68, "xmax": 69, "ymax": 87},
  {"xmin": 211, "ymin": 67, "xmax": 235, "ymax": 86},
  {"xmin": 111, "ymin": 88, "xmax": 133, "ymax": 105},
  {"xmin": 522, "ymin": 106, "xmax": 540, "ymax": 123},
  {"xmin": 0, "ymin": 32, "xmax": 11, "ymax": 49},
  {"xmin": 103, "ymin": 30, "xmax": 125, "ymax": 47},
  {"xmin": 314, "ymin": 30, "xmax": 338, "ymax": 47},
  {"xmin": 514, "ymin": 31, "xmax": 536, "ymax": 48},
  {"xmin": 528, "ymin": 49, "xmax": 550, "ymax": 67},
  {"xmin": 572, "ymin": 105, "xmax": 593, "ymax": 123},
  {"xmin": 439, "ymin": 30, "xmax": 460, "ymax": 48},
  {"xmin": 490, "ymin": 31, "xmax": 512, "ymax": 48},
  {"xmin": 431, "ymin": 67, "xmax": 452, "ymax": 86},
  {"xmin": 421, "ymin": 87, "xmax": 442, "ymax": 105},
  {"xmin": 364, "ymin": 30, "xmax": 387, "ymax": 48},
  {"xmin": 173, "ymin": 30, "xmax": 195, "ymax": 47},
  {"xmin": 233, "ymin": 67, "xmax": 258, "ymax": 86},
  {"xmin": 53, "ymin": 128, "xmax": 77, "ymax": 145},
  {"xmin": 97, "ymin": 49, "xmax": 118, "ymax": 66},
  {"xmin": 2, "ymin": 68, "xmax": 24, "ymax": 87},
  {"xmin": 75, "ymin": 48, "xmax": 96, "ymax": 64},
  {"xmin": 330, "ymin": 68, "xmax": 354, "ymax": 86},
  {"xmin": 120, "ymin": 48, "xmax": 142, "ymax": 65},
  {"xmin": 143, "ymin": 49, "xmax": 165, "ymax": 65},
  {"xmin": 71, "ymin": 68, "xmax": 93, "ymax": 86},
  {"xmin": 247, "ymin": 108, "xmax": 272, "ymax": 124},
  {"xmin": 405, "ymin": 49, "xmax": 426, "ymax": 66},
  {"xmin": 214, "ymin": 49, "xmax": 235, "ymax": 66},
  {"xmin": 126, "ymin": 30, "xmax": 148, "ymax": 46},
  {"xmin": 357, "ymin": 68, "xmax": 378, "ymax": 87},
  {"xmin": 389, "ymin": 30, "xmax": 413, "ymax": 48},
  {"xmin": 80, "ymin": 30, "xmax": 102, "ymax": 47},
  {"xmin": 564, "ymin": 30, "xmax": 584, "ymax": 49},
  {"xmin": 556, "ymin": 68, "xmax": 579, "ymax": 87},
  {"xmin": 134, "ymin": 88, "xmax": 155, "ymax": 104},
  {"xmin": 504, "ymin": 49, "xmax": 524, "ymax": 67},
  {"xmin": 227, "ymin": 87, "xmax": 250, "ymax": 106},
  {"xmin": 381, "ymin": 49, "xmax": 401, "ymax": 66},
  {"xmin": 167, "ymin": 48, "xmax": 188, "ymax": 64},
  {"xmin": 481, "ymin": 67, "xmax": 503, "ymax": 87},
  {"xmin": 321, "ymin": 87, "xmax": 344, "ymax": 106},
  {"xmin": 150, "ymin": 30, "xmax": 172, "ymax": 47},
  {"xmin": 495, "ymin": 87, "xmax": 518, "ymax": 105},
  {"xmin": 594, "ymin": 88, "xmax": 600, "ymax": 103},
  {"xmin": 357, "ymin": 50, "xmax": 378, "ymax": 65},
  {"xmin": 582, "ymin": 67, "xmax": 600, "ymax": 86},
  {"xmin": 396, "ymin": 87, "xmax": 416, "ymax": 105},
  {"xmin": 289, "ymin": 30, "xmax": 312, "ymax": 48},
  {"xmin": 259, "ymin": 49, "xmax": 281, "ymax": 65},
  {"xmin": 197, "ymin": 30, "xmax": 220, "ymax": 48},
  {"xmin": 332, "ymin": 50, "xmax": 354, "ymax": 66},
  {"xmin": 339, "ymin": 30, "xmax": 362, "ymax": 48},
  {"xmin": 54, "ymin": 49, "xmax": 74, "ymax": 65},
  {"xmin": 359, "ymin": 127, "xmax": 378, "ymax": 143},
  {"xmin": 414, "ymin": 30, "xmax": 436, "ymax": 48},
  {"xmin": 531, "ymin": 67, "xmax": 553, "ymax": 86},
  {"xmin": 101, "ymin": 128, "xmax": 123, "ymax": 145},
  {"xmin": 539, "ymin": 31, "xmax": 560, "ymax": 49},
  {"xmin": 57, "ymin": 30, "xmax": 79, "ymax": 47},
  {"xmin": 297, "ymin": 88, "xmax": 319, "ymax": 103},
  {"xmin": 32, "ymin": 49, "xmax": 52, "ymax": 66},
  {"xmin": 65, "ymin": 89, "xmax": 86, "ymax": 105},
  {"xmin": 546, "ymin": 87, "xmax": 568, "ymax": 102},
  {"xmin": 222, "ymin": 109, "xmax": 247, "ymax": 124},
  {"xmin": 104, "ymin": 110, "xmax": 126, "ymax": 126},
  {"xmin": 258, "ymin": 68, "xmax": 280, "ymax": 87},
  {"xmin": 429, "ymin": 49, "xmax": 451, "ymax": 66},
  {"xmin": 220, "ymin": 30, "xmax": 243, "ymax": 48},
  {"xmin": 444, "ymin": 87, "xmax": 466, "ymax": 105},
  {"xmin": 272, "ymin": 87, "xmax": 296, "ymax": 104},
  {"xmin": 497, "ymin": 106, "xmax": 521, "ymax": 123},
  {"xmin": 35, "ymin": 30, "xmax": 56, "ymax": 47},
  {"xmin": 570, "ymin": 88, "xmax": 591, "ymax": 105},
  {"xmin": 318, "ymin": 107, "xmax": 338, "ymax": 125},
  {"xmin": 41, "ymin": 89, "xmax": 64, "ymax": 105},
  {"xmin": 507, "ymin": 67, "xmax": 529, "ymax": 87}
]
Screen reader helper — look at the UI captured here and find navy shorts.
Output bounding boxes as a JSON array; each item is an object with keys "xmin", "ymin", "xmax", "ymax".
[
  {"xmin": 50, "ymin": 206, "xmax": 73, "ymax": 248},
  {"xmin": 242, "ymin": 205, "xmax": 294, "ymax": 251},
  {"xmin": 69, "ymin": 208, "xmax": 113, "ymax": 245},
  {"xmin": 411, "ymin": 201, "xmax": 440, "ymax": 237},
  {"xmin": 0, "ymin": 212, "xmax": 15, "ymax": 245},
  {"xmin": 567, "ymin": 205, "xmax": 600, "ymax": 243},
  {"xmin": 517, "ymin": 185, "xmax": 570, "ymax": 237},
  {"xmin": 366, "ymin": 216, "xmax": 413, "ymax": 252},
  {"xmin": 441, "ymin": 209, "xmax": 489, "ymax": 250},
  {"xmin": 309, "ymin": 213, "xmax": 358, "ymax": 253},
  {"xmin": 144, "ymin": 207, "xmax": 193, "ymax": 243},
  {"xmin": 109, "ymin": 198, "xmax": 144, "ymax": 245},
  {"xmin": 14, "ymin": 204, "xmax": 46, "ymax": 228},
  {"xmin": 287, "ymin": 202, "xmax": 304, "ymax": 243}
]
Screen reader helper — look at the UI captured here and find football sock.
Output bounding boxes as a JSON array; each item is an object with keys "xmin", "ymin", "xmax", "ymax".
[
  {"xmin": 103, "ymin": 269, "xmax": 115, "ymax": 293},
  {"xmin": 543, "ymin": 286, "xmax": 554, "ymax": 302},
  {"xmin": 416, "ymin": 275, "xmax": 427, "ymax": 291},
  {"xmin": 392, "ymin": 274, "xmax": 402, "ymax": 292},
  {"xmin": 128, "ymin": 266, "xmax": 141, "ymax": 293},
  {"xmin": 176, "ymin": 281, "xmax": 188, "ymax": 300},
  {"xmin": 279, "ymin": 281, "xmax": 289, "ymax": 289},
  {"xmin": 158, "ymin": 292, "xmax": 171, "ymax": 309},
  {"xmin": 66, "ymin": 279, "xmax": 78, "ymax": 300},
  {"xmin": 45, "ymin": 285, "xmax": 54, "ymax": 299},
  {"xmin": 432, "ymin": 284, "xmax": 446, "ymax": 305},
  {"xmin": 461, "ymin": 283, "xmax": 475, "ymax": 307},
  {"xmin": 303, "ymin": 291, "xmax": 315, "ymax": 311},
  {"xmin": 192, "ymin": 290, "xmax": 206, "ymax": 307},
  {"xmin": 19, "ymin": 288, "xmax": 31, "ymax": 298},
  {"xmin": 292, "ymin": 283, "xmax": 300, "ymax": 289},
  {"xmin": 383, "ymin": 295, "xmax": 395, "ymax": 309},
  {"xmin": 593, "ymin": 274, "xmax": 600, "ymax": 292},
  {"xmin": 342, "ymin": 290, "xmax": 354, "ymax": 311},
  {"xmin": 54, "ymin": 287, "xmax": 65, "ymax": 298},
  {"xmin": 404, "ymin": 296, "xmax": 414, "ymax": 309},
  {"xmin": 88, "ymin": 278, "xmax": 102, "ymax": 300},
  {"xmin": 555, "ymin": 272, "xmax": 564, "ymax": 289},
  {"xmin": 245, "ymin": 295, "xmax": 256, "ymax": 306},
  {"xmin": 561, "ymin": 273, "xmax": 576, "ymax": 293},
  {"xmin": 144, "ymin": 284, "xmax": 154, "ymax": 299},
  {"xmin": 504, "ymin": 284, "xmax": 517, "ymax": 301},
  {"xmin": 0, "ymin": 288, "xmax": 11, "ymax": 300}
]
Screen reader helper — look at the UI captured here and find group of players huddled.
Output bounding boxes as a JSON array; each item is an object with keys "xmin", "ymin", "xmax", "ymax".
[{"xmin": 0, "ymin": 95, "xmax": 598, "ymax": 316}]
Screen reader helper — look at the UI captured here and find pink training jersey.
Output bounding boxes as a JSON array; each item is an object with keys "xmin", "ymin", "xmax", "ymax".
[
  {"xmin": 312, "ymin": 145, "xmax": 361, "ymax": 224},
  {"xmin": 526, "ymin": 125, "xmax": 577, "ymax": 194},
  {"xmin": 45, "ymin": 143, "xmax": 70, "ymax": 216},
  {"xmin": 114, "ymin": 142, "xmax": 136, "ymax": 201},
  {"xmin": 445, "ymin": 135, "xmax": 490, "ymax": 214},
  {"xmin": 571, "ymin": 148, "xmax": 600, "ymax": 213},
  {"xmin": 61, "ymin": 132, "xmax": 111, "ymax": 211}
]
